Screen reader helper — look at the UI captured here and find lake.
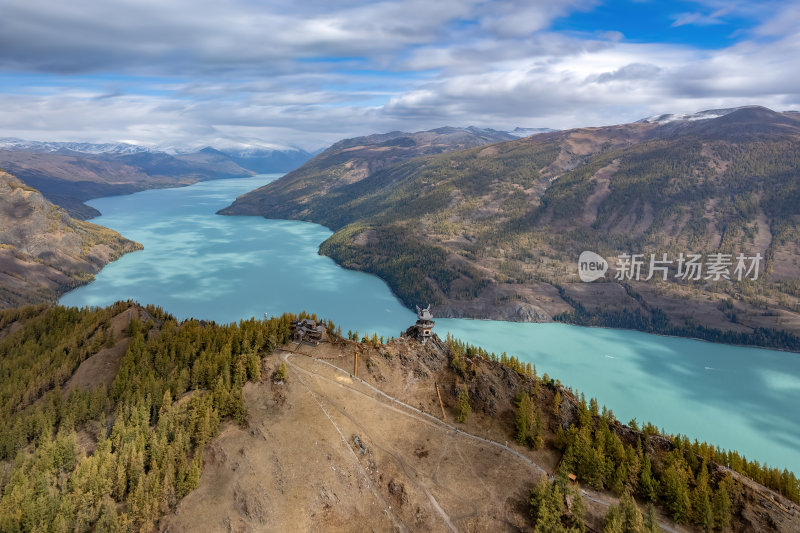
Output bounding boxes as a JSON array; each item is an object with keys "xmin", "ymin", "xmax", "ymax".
[{"xmin": 60, "ymin": 175, "xmax": 800, "ymax": 475}]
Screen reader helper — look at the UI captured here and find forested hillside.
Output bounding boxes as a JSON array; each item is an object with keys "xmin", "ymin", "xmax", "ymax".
[
  {"xmin": 1, "ymin": 303, "xmax": 796, "ymax": 531},
  {"xmin": 0, "ymin": 302, "xmax": 295, "ymax": 531},
  {"xmin": 0, "ymin": 170, "xmax": 142, "ymax": 308},
  {"xmin": 222, "ymin": 107, "xmax": 800, "ymax": 350}
]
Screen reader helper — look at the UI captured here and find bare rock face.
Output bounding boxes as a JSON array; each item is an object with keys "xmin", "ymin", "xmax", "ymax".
[
  {"xmin": 508, "ymin": 303, "xmax": 552, "ymax": 322},
  {"xmin": 0, "ymin": 170, "xmax": 141, "ymax": 308},
  {"xmin": 387, "ymin": 479, "xmax": 408, "ymax": 506}
]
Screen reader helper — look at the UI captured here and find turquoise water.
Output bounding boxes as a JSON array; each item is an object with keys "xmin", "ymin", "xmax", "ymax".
[
  {"xmin": 60, "ymin": 175, "xmax": 800, "ymax": 474},
  {"xmin": 61, "ymin": 176, "xmax": 415, "ymax": 333}
]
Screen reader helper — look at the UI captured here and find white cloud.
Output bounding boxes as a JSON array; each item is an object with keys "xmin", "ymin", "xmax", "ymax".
[
  {"xmin": 478, "ymin": 0, "xmax": 599, "ymax": 37},
  {"xmin": 672, "ymin": 9, "xmax": 729, "ymax": 28},
  {"xmin": 0, "ymin": 0, "xmax": 479, "ymax": 74},
  {"xmin": 0, "ymin": 0, "xmax": 798, "ymax": 149}
]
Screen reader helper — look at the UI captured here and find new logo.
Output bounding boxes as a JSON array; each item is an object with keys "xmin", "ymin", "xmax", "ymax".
[{"xmin": 578, "ymin": 251, "xmax": 608, "ymax": 282}]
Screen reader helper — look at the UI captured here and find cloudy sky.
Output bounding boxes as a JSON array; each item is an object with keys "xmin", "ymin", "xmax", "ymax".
[{"xmin": 1, "ymin": 0, "xmax": 798, "ymax": 151}]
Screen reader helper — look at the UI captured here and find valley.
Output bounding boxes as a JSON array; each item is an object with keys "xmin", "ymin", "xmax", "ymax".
[
  {"xmin": 54, "ymin": 173, "xmax": 800, "ymax": 479},
  {"xmin": 3, "ymin": 141, "xmax": 800, "ymax": 531},
  {"xmin": 4, "ymin": 110, "xmax": 800, "ymax": 533},
  {"xmin": 0, "ymin": 140, "xmax": 312, "ymax": 219},
  {"xmin": 4, "ymin": 0, "xmax": 800, "ymax": 530}
]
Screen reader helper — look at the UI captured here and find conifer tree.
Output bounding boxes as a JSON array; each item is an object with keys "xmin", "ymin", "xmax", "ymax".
[
  {"xmin": 639, "ymin": 455, "xmax": 658, "ymax": 503},
  {"xmin": 275, "ymin": 362, "xmax": 287, "ymax": 382},
  {"xmin": 643, "ymin": 503, "xmax": 659, "ymax": 533},
  {"xmin": 692, "ymin": 461, "xmax": 714, "ymax": 530},
  {"xmin": 712, "ymin": 475, "xmax": 732, "ymax": 531},
  {"xmin": 553, "ymin": 390, "xmax": 562, "ymax": 417},
  {"xmin": 515, "ymin": 391, "xmax": 544, "ymax": 449},
  {"xmin": 661, "ymin": 461, "xmax": 692, "ymax": 523},
  {"xmin": 619, "ymin": 492, "xmax": 646, "ymax": 532},
  {"xmin": 603, "ymin": 505, "xmax": 624, "ymax": 533},
  {"xmin": 456, "ymin": 386, "xmax": 471, "ymax": 423}
]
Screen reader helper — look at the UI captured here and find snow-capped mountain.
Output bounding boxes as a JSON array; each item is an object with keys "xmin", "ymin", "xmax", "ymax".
[
  {"xmin": 507, "ymin": 127, "xmax": 557, "ymax": 138},
  {"xmin": 0, "ymin": 138, "xmax": 153, "ymax": 155},
  {"xmin": 0, "ymin": 137, "xmax": 314, "ymax": 173},
  {"xmin": 0, "ymin": 137, "xmax": 317, "ymax": 218},
  {"xmin": 215, "ymin": 147, "xmax": 314, "ymax": 174},
  {"xmin": 636, "ymin": 106, "xmax": 759, "ymax": 125}
]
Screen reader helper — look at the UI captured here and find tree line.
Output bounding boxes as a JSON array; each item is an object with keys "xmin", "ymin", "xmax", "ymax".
[
  {"xmin": 553, "ymin": 285, "xmax": 800, "ymax": 352},
  {"xmin": 444, "ymin": 333, "xmax": 799, "ymax": 531}
]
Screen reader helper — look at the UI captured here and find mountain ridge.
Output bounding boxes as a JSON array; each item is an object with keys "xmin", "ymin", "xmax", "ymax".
[
  {"xmin": 0, "ymin": 170, "xmax": 142, "ymax": 307},
  {"xmin": 0, "ymin": 140, "xmax": 314, "ymax": 218},
  {"xmin": 1, "ymin": 303, "xmax": 797, "ymax": 531},
  {"xmin": 219, "ymin": 126, "xmax": 522, "ymax": 219},
  {"xmin": 221, "ymin": 107, "xmax": 800, "ymax": 350}
]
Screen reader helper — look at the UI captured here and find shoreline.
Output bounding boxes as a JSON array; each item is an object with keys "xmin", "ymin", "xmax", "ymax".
[
  {"xmin": 309, "ymin": 241, "xmax": 800, "ymax": 355},
  {"xmin": 74, "ymin": 173, "xmax": 800, "ymax": 355}
]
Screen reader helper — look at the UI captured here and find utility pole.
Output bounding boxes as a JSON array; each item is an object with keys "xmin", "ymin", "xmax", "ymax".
[{"xmin": 354, "ymin": 351, "xmax": 359, "ymax": 378}]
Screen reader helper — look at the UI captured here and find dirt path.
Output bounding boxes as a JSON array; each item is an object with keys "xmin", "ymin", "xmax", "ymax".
[
  {"xmin": 281, "ymin": 349, "xmax": 688, "ymax": 533},
  {"xmin": 282, "ymin": 350, "xmax": 551, "ymax": 477},
  {"xmin": 281, "ymin": 350, "xmax": 529, "ymax": 530},
  {"xmin": 162, "ymin": 344, "xmax": 688, "ymax": 532}
]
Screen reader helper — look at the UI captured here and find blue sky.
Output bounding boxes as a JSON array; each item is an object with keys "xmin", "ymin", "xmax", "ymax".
[
  {"xmin": 553, "ymin": 0, "xmax": 764, "ymax": 48},
  {"xmin": 0, "ymin": 0, "xmax": 798, "ymax": 150}
]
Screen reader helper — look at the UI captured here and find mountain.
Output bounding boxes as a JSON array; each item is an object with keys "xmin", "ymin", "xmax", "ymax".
[
  {"xmin": 509, "ymin": 126, "xmax": 558, "ymax": 137},
  {"xmin": 0, "ymin": 140, "xmax": 257, "ymax": 219},
  {"xmin": 0, "ymin": 170, "xmax": 141, "ymax": 307},
  {"xmin": 0, "ymin": 138, "xmax": 314, "ymax": 172},
  {"xmin": 636, "ymin": 106, "xmax": 748, "ymax": 124},
  {"xmin": 221, "ymin": 107, "xmax": 800, "ymax": 349},
  {"xmin": 0, "ymin": 304, "xmax": 796, "ymax": 531},
  {"xmin": 219, "ymin": 126, "xmax": 517, "ymax": 218},
  {"xmin": 0, "ymin": 140, "xmax": 315, "ymax": 219},
  {"xmin": 0, "ymin": 138, "xmax": 154, "ymax": 155},
  {"xmin": 218, "ymin": 146, "xmax": 314, "ymax": 174},
  {"xmin": 0, "ymin": 150, "xmax": 250, "ymax": 219}
]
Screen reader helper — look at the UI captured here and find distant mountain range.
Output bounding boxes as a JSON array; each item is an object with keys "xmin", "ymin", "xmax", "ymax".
[
  {"xmin": 0, "ymin": 139, "xmax": 314, "ymax": 218},
  {"xmin": 0, "ymin": 138, "xmax": 154, "ymax": 155},
  {"xmin": 215, "ymin": 146, "xmax": 317, "ymax": 174},
  {"xmin": 222, "ymin": 106, "xmax": 800, "ymax": 349}
]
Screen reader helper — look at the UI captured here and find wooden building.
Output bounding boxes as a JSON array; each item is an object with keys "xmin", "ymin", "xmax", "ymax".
[{"xmin": 291, "ymin": 318, "xmax": 326, "ymax": 345}]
